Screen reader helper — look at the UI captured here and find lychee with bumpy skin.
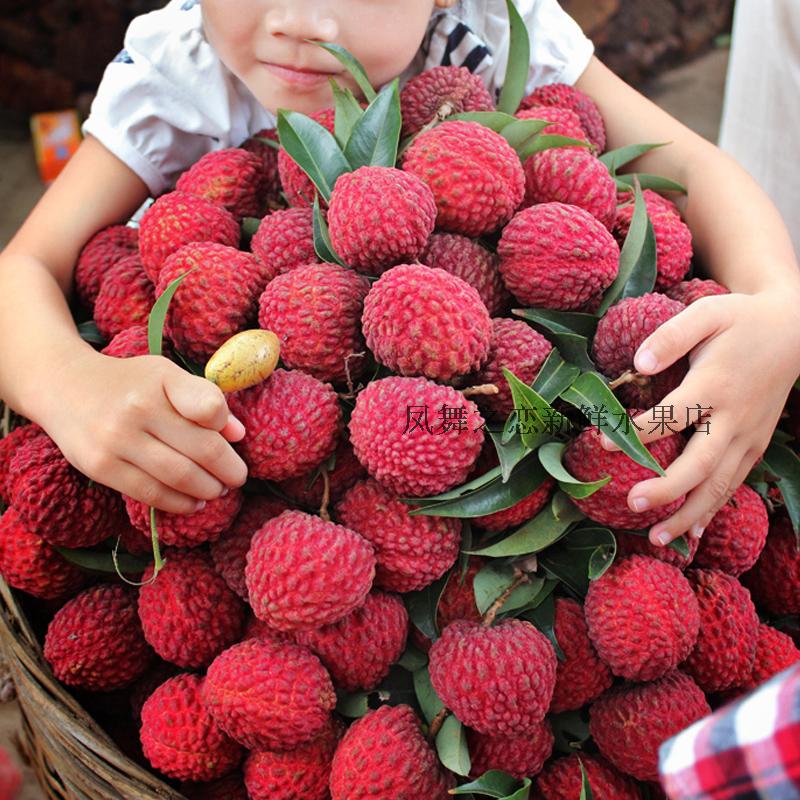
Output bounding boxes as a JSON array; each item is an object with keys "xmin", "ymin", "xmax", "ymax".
[
  {"xmin": 209, "ymin": 494, "xmax": 289, "ymax": 599},
  {"xmin": 402, "ymin": 120, "xmax": 525, "ymax": 237},
  {"xmin": 520, "ymin": 83, "xmax": 607, "ymax": 151},
  {"xmin": 0, "ymin": 423, "xmax": 42, "ymax": 503},
  {"xmin": 665, "ymin": 277, "xmax": 730, "ymax": 305},
  {"xmin": 563, "ymin": 419, "xmax": 686, "ymax": 529},
  {"xmin": 421, "ymin": 233, "xmax": 510, "ymax": 317},
  {"xmin": 277, "ymin": 434, "xmax": 366, "ymax": 511},
  {"xmin": 517, "ymin": 105, "xmax": 588, "ymax": 140},
  {"xmin": 742, "ymin": 515, "xmax": 800, "ymax": 615},
  {"xmin": 10, "ymin": 432, "xmax": 125, "ymax": 548},
  {"xmin": 246, "ymin": 510, "xmax": 375, "ymax": 631},
  {"xmin": 140, "ymin": 673, "xmax": 244, "ymax": 782},
  {"xmin": 429, "ymin": 619, "xmax": 557, "ymax": 735},
  {"xmin": 75, "ymin": 224, "xmax": 139, "ymax": 311},
  {"xmin": 585, "ymin": 555, "xmax": 700, "ymax": 682},
  {"xmin": 614, "ymin": 201, "xmax": 692, "ymax": 290},
  {"xmin": 138, "ymin": 550, "xmax": 246, "ymax": 668},
  {"xmin": 327, "ymin": 166, "xmax": 437, "ymax": 274},
  {"xmin": 240, "ymin": 127, "xmax": 282, "ymax": 213},
  {"xmin": 278, "ymin": 107, "xmax": 336, "ymax": 207},
  {"xmin": 243, "ymin": 718, "xmax": 343, "ymax": 800},
  {"xmin": 436, "ymin": 557, "xmax": 485, "ymax": 630},
  {"xmin": 592, "ymin": 292, "xmax": 688, "ymax": 408},
  {"xmin": 93, "ymin": 253, "xmax": 155, "ymax": 340},
  {"xmin": 589, "ymin": 671, "xmax": 710, "ymax": 782},
  {"xmin": 137, "ymin": 191, "xmax": 240, "ymax": 283},
  {"xmin": 250, "ymin": 207, "xmax": 318, "ymax": 275},
  {"xmin": 470, "ymin": 318, "xmax": 553, "ymax": 417},
  {"xmin": 44, "ymin": 584, "xmax": 153, "ymax": 691},
  {"xmin": 157, "ymin": 241, "xmax": 275, "ymax": 363},
  {"xmin": 615, "ymin": 529, "xmax": 699, "ymax": 569},
  {"xmin": 228, "ymin": 369, "xmax": 342, "ymax": 482},
  {"xmin": 498, "ymin": 203, "xmax": 620, "ymax": 311},
  {"xmin": 294, "ymin": 591, "xmax": 408, "ymax": 691},
  {"xmin": 176, "ymin": 147, "xmax": 265, "ymax": 220},
  {"xmin": 399, "ymin": 65, "xmax": 495, "ymax": 137},
  {"xmin": 694, "ymin": 484, "xmax": 769, "ymax": 576},
  {"xmin": 361, "ymin": 263, "xmax": 492, "ymax": 382},
  {"xmin": 549, "ymin": 597, "xmax": 613, "ymax": 713},
  {"xmin": 258, "ymin": 261, "xmax": 370, "ymax": 384},
  {"xmin": 203, "ymin": 637, "xmax": 335, "ymax": 751},
  {"xmin": 348, "ymin": 376, "xmax": 485, "ymax": 497},
  {"xmin": 0, "ymin": 507, "xmax": 87, "ymax": 600},
  {"xmin": 100, "ymin": 323, "xmax": 171, "ymax": 359},
  {"xmin": 681, "ymin": 568, "xmax": 758, "ymax": 692},
  {"xmin": 535, "ymin": 753, "xmax": 641, "ymax": 800},
  {"xmin": 736, "ymin": 623, "xmax": 800, "ymax": 693},
  {"xmin": 125, "ymin": 488, "xmax": 243, "ymax": 548},
  {"xmin": 335, "ymin": 478, "xmax": 461, "ymax": 592},
  {"xmin": 524, "ymin": 148, "xmax": 617, "ymax": 230},
  {"xmin": 467, "ymin": 720, "xmax": 553, "ymax": 780},
  {"xmin": 473, "ymin": 477, "xmax": 555, "ymax": 533},
  {"xmin": 329, "ymin": 704, "xmax": 452, "ymax": 800}
]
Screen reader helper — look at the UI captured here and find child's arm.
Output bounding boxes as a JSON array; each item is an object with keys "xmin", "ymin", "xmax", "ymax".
[
  {"xmin": 0, "ymin": 135, "xmax": 248, "ymax": 514},
  {"xmin": 576, "ymin": 57, "xmax": 800, "ymax": 545}
]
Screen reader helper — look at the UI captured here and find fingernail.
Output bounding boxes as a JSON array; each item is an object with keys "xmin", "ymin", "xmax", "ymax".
[
  {"xmin": 228, "ymin": 414, "xmax": 246, "ymax": 438},
  {"xmin": 630, "ymin": 496, "xmax": 650, "ymax": 512},
  {"xmin": 689, "ymin": 523, "xmax": 705, "ymax": 540},
  {"xmin": 194, "ymin": 500, "xmax": 207, "ymax": 512},
  {"xmin": 220, "ymin": 487, "xmax": 229, "ymax": 497},
  {"xmin": 655, "ymin": 529, "xmax": 671, "ymax": 546},
  {"xmin": 635, "ymin": 348, "xmax": 658, "ymax": 373}
]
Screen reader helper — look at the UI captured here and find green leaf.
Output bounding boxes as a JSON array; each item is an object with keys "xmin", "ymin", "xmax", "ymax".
[
  {"xmin": 312, "ymin": 195, "xmax": 345, "ymax": 265},
  {"xmin": 450, "ymin": 771, "xmax": 531, "ymax": 798},
  {"xmin": 513, "ymin": 309, "xmax": 596, "ymax": 373},
  {"xmin": 531, "ymin": 349, "xmax": 583, "ymax": 405},
  {"xmin": 538, "ymin": 525, "xmax": 617, "ymax": 596},
  {"xmin": 450, "ymin": 110, "xmax": 520, "ymax": 132},
  {"xmin": 336, "ymin": 691, "xmax": 371, "ymax": 718},
  {"xmin": 404, "ymin": 574, "xmax": 449, "ymax": 640},
  {"xmin": 596, "ymin": 179, "xmax": 653, "ymax": 316},
  {"xmin": 410, "ymin": 453, "xmax": 548, "ymax": 520},
  {"xmin": 518, "ymin": 134, "xmax": 591, "ymax": 161},
  {"xmin": 759, "ymin": 439, "xmax": 800, "ymax": 535},
  {"xmin": 504, "ymin": 368, "xmax": 568, "ymax": 449},
  {"xmin": 616, "ymin": 173, "xmax": 687, "ymax": 193},
  {"xmin": 343, "ymin": 79, "xmax": 401, "ymax": 168},
  {"xmin": 467, "ymin": 500, "xmax": 582, "ymax": 557},
  {"xmin": 310, "ymin": 41, "xmax": 376, "ymax": 102},
  {"xmin": 436, "ymin": 714, "xmax": 471, "ymax": 777},
  {"xmin": 148, "ymin": 268, "xmax": 197, "ymax": 356},
  {"xmin": 277, "ymin": 110, "xmax": 352, "ymax": 203},
  {"xmin": 330, "ymin": 80, "xmax": 364, "ymax": 148},
  {"xmin": 55, "ymin": 547, "xmax": 147, "ymax": 574},
  {"xmin": 472, "ymin": 561, "xmax": 540, "ymax": 615},
  {"xmin": 412, "ymin": 668, "xmax": 443, "ymax": 724},
  {"xmin": 488, "ymin": 425, "xmax": 530, "ymax": 480},
  {"xmin": 500, "ymin": 118, "xmax": 551, "ymax": 153},
  {"xmin": 77, "ymin": 320, "xmax": 105, "ymax": 346},
  {"xmin": 497, "ymin": 0, "xmax": 531, "ymax": 115},
  {"xmin": 550, "ymin": 709, "xmax": 591, "ymax": 754},
  {"xmin": 579, "ymin": 758, "xmax": 595, "ymax": 800},
  {"xmin": 559, "ymin": 372, "xmax": 667, "ymax": 476},
  {"xmin": 397, "ymin": 647, "xmax": 428, "ymax": 672},
  {"xmin": 514, "ymin": 308, "xmax": 599, "ymax": 339},
  {"xmin": 522, "ymin": 590, "xmax": 564, "ymax": 658},
  {"xmin": 619, "ymin": 216, "xmax": 658, "ymax": 301},
  {"xmin": 538, "ymin": 441, "xmax": 612, "ymax": 499},
  {"xmin": 497, "ymin": 576, "xmax": 545, "ymax": 616},
  {"xmin": 599, "ymin": 142, "xmax": 667, "ymax": 174}
]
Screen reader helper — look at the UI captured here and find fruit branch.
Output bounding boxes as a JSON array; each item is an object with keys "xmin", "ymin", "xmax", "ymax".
[
  {"xmin": 427, "ymin": 707, "xmax": 450, "ymax": 741},
  {"xmin": 482, "ymin": 571, "xmax": 529, "ymax": 627}
]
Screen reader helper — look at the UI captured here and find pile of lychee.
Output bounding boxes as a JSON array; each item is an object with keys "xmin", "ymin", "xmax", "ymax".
[{"xmin": 0, "ymin": 61, "xmax": 798, "ymax": 800}]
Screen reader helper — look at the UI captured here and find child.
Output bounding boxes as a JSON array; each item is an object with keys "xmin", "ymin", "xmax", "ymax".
[{"xmin": 0, "ymin": 0, "xmax": 798, "ymax": 549}]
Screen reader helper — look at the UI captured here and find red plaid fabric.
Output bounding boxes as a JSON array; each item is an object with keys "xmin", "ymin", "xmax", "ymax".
[{"xmin": 659, "ymin": 663, "xmax": 800, "ymax": 799}]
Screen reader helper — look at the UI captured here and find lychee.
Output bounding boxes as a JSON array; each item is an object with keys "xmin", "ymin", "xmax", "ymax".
[
  {"xmin": 742, "ymin": 515, "xmax": 800, "ymax": 615},
  {"xmin": 615, "ymin": 529, "xmax": 698, "ymax": 569},
  {"xmin": 536, "ymin": 753, "xmax": 641, "ymax": 800},
  {"xmin": 75, "ymin": 224, "xmax": 139, "ymax": 311},
  {"xmin": 517, "ymin": 105, "xmax": 588, "ymax": 140},
  {"xmin": 278, "ymin": 107, "xmax": 336, "ymax": 207},
  {"xmin": 250, "ymin": 207, "xmax": 319, "ymax": 275},
  {"xmin": 665, "ymin": 277, "xmax": 729, "ymax": 305},
  {"xmin": 520, "ymin": 83, "xmax": 606, "ymax": 151},
  {"xmin": 467, "ymin": 719, "xmax": 553, "ymax": 779},
  {"xmin": 93, "ymin": 253, "xmax": 155, "ymax": 340}
]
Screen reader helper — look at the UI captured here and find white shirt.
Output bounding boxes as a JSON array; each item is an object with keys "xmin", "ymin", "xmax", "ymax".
[{"xmin": 82, "ymin": 0, "xmax": 594, "ymax": 197}]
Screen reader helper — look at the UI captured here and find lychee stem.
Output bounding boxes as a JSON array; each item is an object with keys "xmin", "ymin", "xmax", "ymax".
[
  {"xmin": 482, "ymin": 571, "xmax": 529, "ymax": 627},
  {"xmin": 428, "ymin": 707, "xmax": 450, "ymax": 741},
  {"xmin": 461, "ymin": 383, "xmax": 499, "ymax": 398},
  {"xmin": 319, "ymin": 469, "xmax": 332, "ymax": 522},
  {"xmin": 608, "ymin": 369, "xmax": 651, "ymax": 391}
]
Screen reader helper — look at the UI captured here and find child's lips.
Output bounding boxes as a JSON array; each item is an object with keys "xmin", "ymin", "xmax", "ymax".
[{"xmin": 262, "ymin": 62, "xmax": 337, "ymax": 86}]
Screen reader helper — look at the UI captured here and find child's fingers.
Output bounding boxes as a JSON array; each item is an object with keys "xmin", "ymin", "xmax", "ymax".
[
  {"xmin": 644, "ymin": 444, "xmax": 746, "ymax": 546},
  {"xmin": 103, "ymin": 458, "xmax": 204, "ymax": 515},
  {"xmin": 633, "ymin": 296, "xmax": 726, "ymax": 376},
  {"xmin": 163, "ymin": 370, "xmax": 231, "ymax": 431},
  {"xmin": 146, "ymin": 414, "xmax": 248, "ymax": 490}
]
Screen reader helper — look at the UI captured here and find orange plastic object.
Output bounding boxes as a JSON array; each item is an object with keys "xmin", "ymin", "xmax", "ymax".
[{"xmin": 30, "ymin": 110, "xmax": 82, "ymax": 184}]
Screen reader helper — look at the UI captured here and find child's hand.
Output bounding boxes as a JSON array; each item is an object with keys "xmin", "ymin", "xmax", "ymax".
[
  {"xmin": 599, "ymin": 288, "xmax": 800, "ymax": 546},
  {"xmin": 43, "ymin": 351, "xmax": 249, "ymax": 514}
]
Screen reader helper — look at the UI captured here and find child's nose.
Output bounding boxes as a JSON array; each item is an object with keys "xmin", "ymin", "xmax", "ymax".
[{"xmin": 264, "ymin": 3, "xmax": 339, "ymax": 42}]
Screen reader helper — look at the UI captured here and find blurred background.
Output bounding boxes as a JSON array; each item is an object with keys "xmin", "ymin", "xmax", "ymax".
[{"xmin": 0, "ymin": 1, "xmax": 734, "ymax": 797}]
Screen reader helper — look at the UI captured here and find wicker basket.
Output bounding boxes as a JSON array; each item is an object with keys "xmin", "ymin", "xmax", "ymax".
[{"xmin": 0, "ymin": 562, "xmax": 186, "ymax": 799}]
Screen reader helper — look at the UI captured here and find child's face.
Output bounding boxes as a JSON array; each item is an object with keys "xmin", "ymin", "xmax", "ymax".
[{"xmin": 201, "ymin": 0, "xmax": 437, "ymax": 115}]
